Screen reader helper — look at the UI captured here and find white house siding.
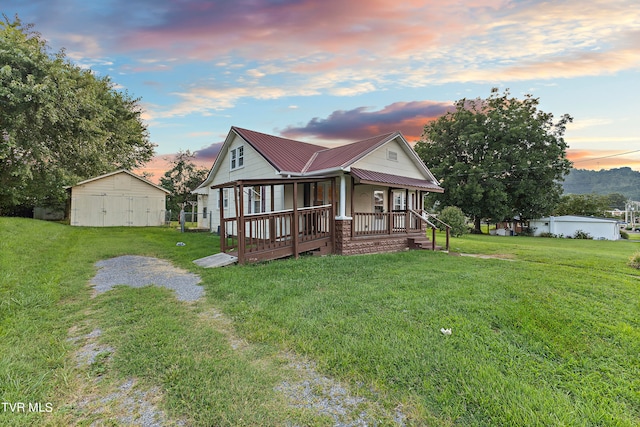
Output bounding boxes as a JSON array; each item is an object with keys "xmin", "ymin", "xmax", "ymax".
[
  {"xmin": 70, "ymin": 172, "xmax": 167, "ymax": 227},
  {"xmin": 530, "ymin": 216, "xmax": 620, "ymax": 240},
  {"xmin": 351, "ymin": 138, "xmax": 425, "ymax": 180},
  {"xmin": 213, "ymin": 134, "xmax": 279, "ymax": 185},
  {"xmin": 202, "ymin": 135, "xmax": 286, "ymax": 232}
]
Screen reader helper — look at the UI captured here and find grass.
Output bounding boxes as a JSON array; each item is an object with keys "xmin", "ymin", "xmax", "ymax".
[{"xmin": 1, "ymin": 218, "xmax": 639, "ymax": 425}]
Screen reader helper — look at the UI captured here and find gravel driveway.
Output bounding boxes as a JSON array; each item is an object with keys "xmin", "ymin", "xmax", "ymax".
[{"xmin": 91, "ymin": 255, "xmax": 204, "ymax": 301}]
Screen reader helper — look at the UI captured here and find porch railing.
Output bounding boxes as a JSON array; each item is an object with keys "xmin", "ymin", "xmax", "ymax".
[
  {"xmin": 353, "ymin": 210, "xmax": 425, "ymax": 236},
  {"xmin": 352, "ymin": 209, "xmax": 450, "ymax": 251},
  {"xmin": 220, "ymin": 204, "xmax": 332, "ymax": 256}
]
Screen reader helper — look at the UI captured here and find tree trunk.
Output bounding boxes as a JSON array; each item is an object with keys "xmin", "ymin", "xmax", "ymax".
[{"xmin": 474, "ymin": 216, "xmax": 482, "ymax": 233}]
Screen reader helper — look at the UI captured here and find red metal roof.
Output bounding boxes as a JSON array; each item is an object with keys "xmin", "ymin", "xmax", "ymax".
[
  {"xmin": 350, "ymin": 168, "xmax": 443, "ymax": 192},
  {"xmin": 305, "ymin": 132, "xmax": 396, "ymax": 172},
  {"xmin": 230, "ymin": 128, "xmax": 439, "ymax": 191},
  {"xmin": 232, "ymin": 127, "xmax": 325, "ymax": 173}
]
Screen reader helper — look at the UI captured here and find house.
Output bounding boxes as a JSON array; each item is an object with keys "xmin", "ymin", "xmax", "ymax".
[
  {"xmin": 529, "ymin": 215, "xmax": 621, "ymax": 240},
  {"xmin": 193, "ymin": 127, "xmax": 448, "ymax": 264},
  {"xmin": 67, "ymin": 170, "xmax": 170, "ymax": 227}
]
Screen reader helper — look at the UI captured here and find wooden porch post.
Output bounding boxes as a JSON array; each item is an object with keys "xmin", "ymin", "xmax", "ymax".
[
  {"xmin": 237, "ymin": 182, "xmax": 245, "ymax": 264},
  {"xmin": 219, "ymin": 188, "xmax": 225, "ymax": 252},
  {"xmin": 405, "ymin": 188, "xmax": 409, "ymax": 233},
  {"xmin": 292, "ymin": 181, "xmax": 299, "ymax": 259},
  {"xmin": 350, "ymin": 175, "xmax": 355, "ymax": 238},
  {"xmin": 432, "ymin": 226, "xmax": 436, "ymax": 251},
  {"xmin": 330, "ymin": 178, "xmax": 336, "ymax": 253},
  {"xmin": 269, "ymin": 184, "xmax": 275, "ymax": 244},
  {"xmin": 387, "ymin": 187, "xmax": 393, "ymax": 234},
  {"xmin": 446, "ymin": 227, "xmax": 450, "ymax": 251}
]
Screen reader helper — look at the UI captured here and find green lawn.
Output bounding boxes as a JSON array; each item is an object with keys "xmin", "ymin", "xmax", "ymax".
[{"xmin": 1, "ymin": 218, "xmax": 639, "ymax": 426}]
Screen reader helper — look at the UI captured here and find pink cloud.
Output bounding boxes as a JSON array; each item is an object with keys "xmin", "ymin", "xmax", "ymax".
[
  {"xmin": 281, "ymin": 100, "xmax": 454, "ymax": 142},
  {"xmin": 117, "ymin": 0, "xmax": 499, "ymax": 62}
]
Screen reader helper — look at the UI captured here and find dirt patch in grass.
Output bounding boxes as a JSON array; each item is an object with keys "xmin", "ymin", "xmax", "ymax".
[
  {"xmin": 75, "ymin": 256, "xmax": 406, "ymax": 426},
  {"xmin": 198, "ymin": 308, "xmax": 407, "ymax": 426},
  {"xmin": 65, "ymin": 324, "xmax": 185, "ymax": 426}
]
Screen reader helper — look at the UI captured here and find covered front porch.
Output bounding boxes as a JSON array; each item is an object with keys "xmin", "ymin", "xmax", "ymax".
[{"xmin": 213, "ymin": 173, "xmax": 449, "ymax": 264}]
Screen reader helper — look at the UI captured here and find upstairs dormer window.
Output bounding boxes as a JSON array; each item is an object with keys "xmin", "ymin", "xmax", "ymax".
[{"xmin": 230, "ymin": 146, "xmax": 244, "ymax": 170}]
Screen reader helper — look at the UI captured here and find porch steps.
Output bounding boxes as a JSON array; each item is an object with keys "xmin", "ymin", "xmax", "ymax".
[
  {"xmin": 193, "ymin": 252, "xmax": 238, "ymax": 268},
  {"xmin": 408, "ymin": 237, "xmax": 442, "ymax": 251}
]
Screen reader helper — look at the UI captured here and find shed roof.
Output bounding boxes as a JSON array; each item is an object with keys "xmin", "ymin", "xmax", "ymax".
[{"xmin": 67, "ymin": 169, "xmax": 171, "ymax": 194}]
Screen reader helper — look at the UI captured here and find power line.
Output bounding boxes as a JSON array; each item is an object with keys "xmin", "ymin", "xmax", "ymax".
[{"xmin": 571, "ymin": 149, "xmax": 640, "ymax": 164}]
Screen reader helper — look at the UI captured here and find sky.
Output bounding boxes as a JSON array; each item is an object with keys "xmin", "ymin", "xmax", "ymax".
[{"xmin": 5, "ymin": 0, "xmax": 640, "ymax": 181}]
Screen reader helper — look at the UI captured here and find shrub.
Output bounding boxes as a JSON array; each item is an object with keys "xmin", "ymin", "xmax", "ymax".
[
  {"xmin": 437, "ymin": 206, "xmax": 468, "ymax": 237},
  {"xmin": 519, "ymin": 226, "xmax": 536, "ymax": 237},
  {"xmin": 629, "ymin": 252, "xmax": 640, "ymax": 269},
  {"xmin": 620, "ymin": 230, "xmax": 629, "ymax": 240},
  {"xmin": 539, "ymin": 232, "xmax": 557, "ymax": 238},
  {"xmin": 573, "ymin": 230, "xmax": 593, "ymax": 239}
]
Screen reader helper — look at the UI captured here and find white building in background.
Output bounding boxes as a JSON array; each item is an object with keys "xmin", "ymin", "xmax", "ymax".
[
  {"xmin": 625, "ymin": 200, "xmax": 640, "ymax": 226},
  {"xmin": 67, "ymin": 170, "xmax": 170, "ymax": 227},
  {"xmin": 529, "ymin": 215, "xmax": 621, "ymax": 240}
]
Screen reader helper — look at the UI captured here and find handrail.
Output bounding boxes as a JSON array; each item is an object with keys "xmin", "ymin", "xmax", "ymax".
[
  {"xmin": 410, "ymin": 209, "xmax": 450, "ymax": 251},
  {"xmin": 413, "ymin": 209, "xmax": 452, "ymax": 231},
  {"xmin": 412, "ymin": 211, "xmax": 438, "ymax": 230}
]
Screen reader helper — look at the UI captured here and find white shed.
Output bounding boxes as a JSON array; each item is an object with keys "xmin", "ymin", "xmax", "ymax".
[
  {"xmin": 68, "ymin": 170, "xmax": 170, "ymax": 227},
  {"xmin": 529, "ymin": 215, "xmax": 621, "ymax": 240}
]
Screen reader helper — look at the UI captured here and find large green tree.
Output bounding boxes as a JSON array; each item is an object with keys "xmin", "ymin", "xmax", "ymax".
[
  {"xmin": 415, "ymin": 88, "xmax": 572, "ymax": 231},
  {"xmin": 160, "ymin": 150, "xmax": 208, "ymax": 220},
  {"xmin": 0, "ymin": 17, "xmax": 154, "ymax": 214},
  {"xmin": 553, "ymin": 194, "xmax": 613, "ymax": 217}
]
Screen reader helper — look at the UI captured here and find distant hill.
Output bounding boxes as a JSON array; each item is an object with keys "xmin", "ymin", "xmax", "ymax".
[{"xmin": 562, "ymin": 167, "xmax": 640, "ymax": 201}]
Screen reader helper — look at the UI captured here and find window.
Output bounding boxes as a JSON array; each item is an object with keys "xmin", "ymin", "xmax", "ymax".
[
  {"xmin": 230, "ymin": 146, "xmax": 244, "ymax": 170},
  {"xmin": 387, "ymin": 150, "xmax": 398, "ymax": 161},
  {"xmin": 203, "ymin": 207, "xmax": 207, "ymax": 219},
  {"xmin": 393, "ymin": 191, "xmax": 405, "ymax": 211},
  {"xmin": 217, "ymin": 189, "xmax": 229, "ymax": 210},
  {"xmin": 248, "ymin": 186, "xmax": 263, "ymax": 214},
  {"xmin": 374, "ymin": 190, "xmax": 384, "ymax": 213}
]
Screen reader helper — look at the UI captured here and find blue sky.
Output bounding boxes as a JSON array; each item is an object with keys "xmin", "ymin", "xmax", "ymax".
[{"xmin": 5, "ymin": 0, "xmax": 640, "ymax": 179}]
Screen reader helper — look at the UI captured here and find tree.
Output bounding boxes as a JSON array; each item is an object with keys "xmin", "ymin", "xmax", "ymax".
[
  {"xmin": 553, "ymin": 194, "xmax": 611, "ymax": 217},
  {"xmin": 415, "ymin": 88, "xmax": 572, "ymax": 232},
  {"xmin": 160, "ymin": 150, "xmax": 208, "ymax": 220},
  {"xmin": 437, "ymin": 206, "xmax": 468, "ymax": 237},
  {"xmin": 0, "ymin": 16, "xmax": 154, "ymax": 214},
  {"xmin": 606, "ymin": 193, "xmax": 628, "ymax": 210}
]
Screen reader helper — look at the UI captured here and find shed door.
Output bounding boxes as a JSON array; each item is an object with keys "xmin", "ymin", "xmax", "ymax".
[
  {"xmin": 71, "ymin": 195, "xmax": 107, "ymax": 226},
  {"xmin": 103, "ymin": 195, "xmax": 129, "ymax": 226}
]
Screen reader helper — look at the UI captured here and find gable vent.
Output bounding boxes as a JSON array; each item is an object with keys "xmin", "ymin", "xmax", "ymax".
[{"xmin": 387, "ymin": 150, "xmax": 398, "ymax": 161}]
